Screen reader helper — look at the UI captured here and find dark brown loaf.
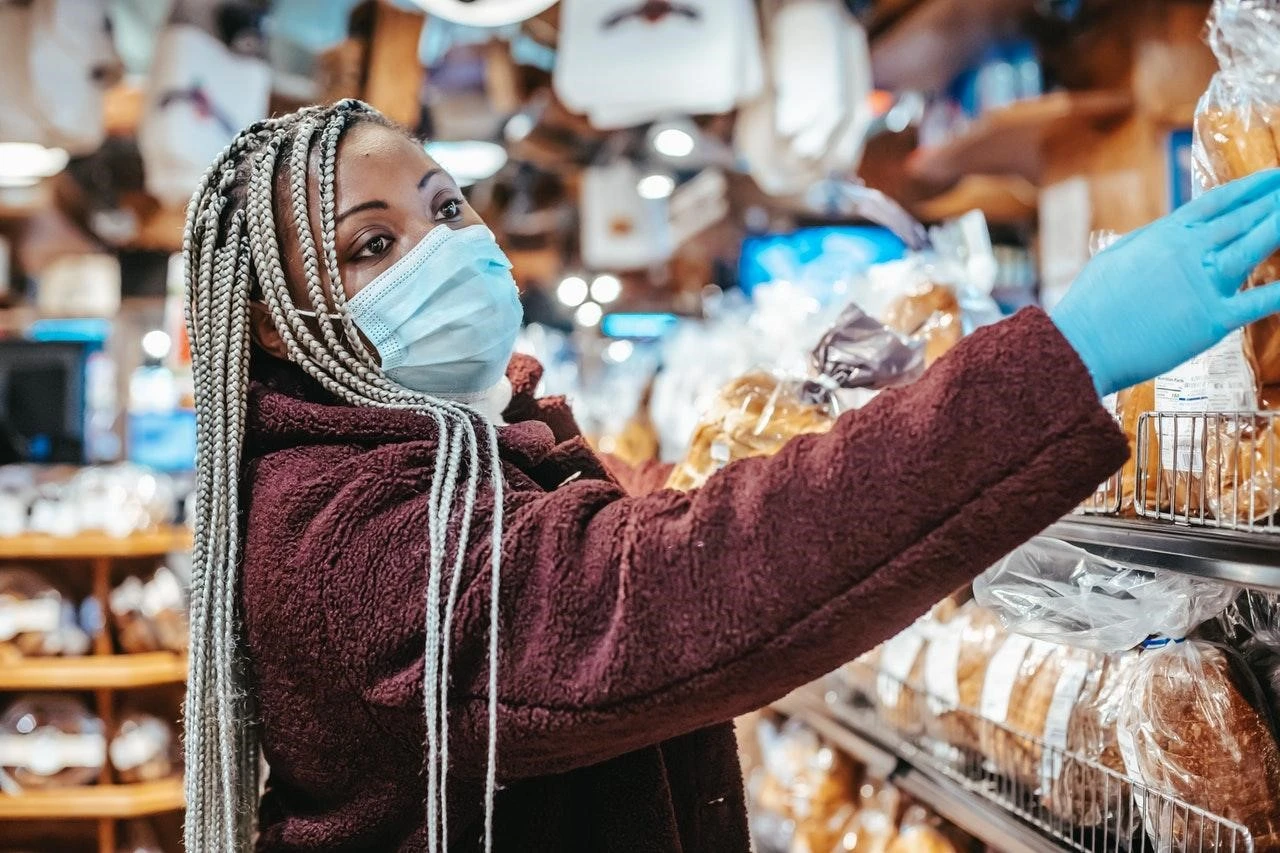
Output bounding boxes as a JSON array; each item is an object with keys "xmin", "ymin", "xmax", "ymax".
[{"xmin": 1120, "ymin": 642, "xmax": 1280, "ymax": 852}]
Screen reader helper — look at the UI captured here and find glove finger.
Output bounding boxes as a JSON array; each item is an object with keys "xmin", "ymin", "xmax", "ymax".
[
  {"xmin": 1182, "ymin": 168, "xmax": 1280, "ymax": 222},
  {"xmin": 1229, "ymin": 281, "xmax": 1280, "ymax": 326},
  {"xmin": 1207, "ymin": 191, "xmax": 1279, "ymax": 248},
  {"xmin": 1216, "ymin": 209, "xmax": 1280, "ymax": 289}
]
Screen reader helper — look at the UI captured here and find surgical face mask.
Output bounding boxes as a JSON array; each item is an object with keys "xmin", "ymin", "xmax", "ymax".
[{"xmin": 342, "ymin": 224, "xmax": 524, "ymax": 396}]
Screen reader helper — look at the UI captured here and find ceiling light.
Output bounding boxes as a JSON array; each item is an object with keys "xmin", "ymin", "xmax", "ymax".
[
  {"xmin": 590, "ymin": 274, "xmax": 622, "ymax": 304},
  {"xmin": 604, "ymin": 339, "xmax": 634, "ymax": 364},
  {"xmin": 636, "ymin": 173, "xmax": 675, "ymax": 200},
  {"xmin": 574, "ymin": 301, "xmax": 603, "ymax": 327},
  {"xmin": 652, "ymin": 127, "xmax": 695, "ymax": 158},
  {"xmin": 504, "ymin": 112, "xmax": 535, "ymax": 143},
  {"xmin": 556, "ymin": 275, "xmax": 588, "ymax": 307},
  {"xmin": 0, "ymin": 143, "xmax": 69, "ymax": 188},
  {"xmin": 141, "ymin": 330, "xmax": 172, "ymax": 361},
  {"xmin": 424, "ymin": 140, "xmax": 508, "ymax": 188}
]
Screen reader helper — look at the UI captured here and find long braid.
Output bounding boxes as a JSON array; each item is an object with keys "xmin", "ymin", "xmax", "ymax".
[{"xmin": 183, "ymin": 100, "xmax": 506, "ymax": 853}]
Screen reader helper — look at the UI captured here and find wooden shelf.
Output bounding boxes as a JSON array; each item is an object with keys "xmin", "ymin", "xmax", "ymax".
[
  {"xmin": 0, "ymin": 653, "xmax": 186, "ymax": 690},
  {"xmin": 0, "ymin": 528, "xmax": 192, "ymax": 561},
  {"xmin": 0, "ymin": 778, "xmax": 183, "ymax": 820},
  {"xmin": 907, "ymin": 90, "xmax": 1133, "ymax": 190},
  {"xmin": 912, "ymin": 174, "xmax": 1039, "ymax": 224}
]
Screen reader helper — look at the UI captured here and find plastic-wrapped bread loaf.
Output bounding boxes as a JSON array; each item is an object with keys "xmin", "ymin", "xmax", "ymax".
[
  {"xmin": 1117, "ymin": 641, "xmax": 1280, "ymax": 853},
  {"xmin": 922, "ymin": 602, "xmax": 1004, "ymax": 754},
  {"xmin": 0, "ymin": 569, "xmax": 68, "ymax": 660},
  {"xmin": 109, "ymin": 712, "xmax": 179, "ymax": 784},
  {"xmin": 875, "ymin": 599, "xmax": 959, "ymax": 736},
  {"xmin": 1039, "ymin": 651, "xmax": 1138, "ymax": 831},
  {"xmin": 979, "ymin": 637, "xmax": 1059, "ymax": 787},
  {"xmin": 0, "ymin": 694, "xmax": 106, "ymax": 790},
  {"xmin": 883, "ymin": 285, "xmax": 962, "ymax": 368},
  {"xmin": 665, "ymin": 373, "xmax": 835, "ymax": 492}
]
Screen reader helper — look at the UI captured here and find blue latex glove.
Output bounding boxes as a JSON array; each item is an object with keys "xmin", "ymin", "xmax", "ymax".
[{"xmin": 1052, "ymin": 169, "xmax": 1280, "ymax": 398}]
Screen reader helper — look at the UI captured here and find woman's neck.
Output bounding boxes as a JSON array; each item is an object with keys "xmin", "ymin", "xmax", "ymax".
[{"xmin": 437, "ymin": 377, "xmax": 513, "ymax": 424}]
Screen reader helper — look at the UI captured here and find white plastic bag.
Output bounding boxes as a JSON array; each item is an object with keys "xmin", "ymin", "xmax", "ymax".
[{"xmin": 973, "ymin": 537, "xmax": 1237, "ymax": 653}]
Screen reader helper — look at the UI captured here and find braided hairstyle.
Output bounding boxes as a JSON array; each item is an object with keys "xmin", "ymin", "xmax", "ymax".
[{"xmin": 182, "ymin": 99, "xmax": 505, "ymax": 853}]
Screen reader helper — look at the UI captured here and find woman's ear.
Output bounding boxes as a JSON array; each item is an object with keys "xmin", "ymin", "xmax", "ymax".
[{"xmin": 249, "ymin": 302, "xmax": 289, "ymax": 360}]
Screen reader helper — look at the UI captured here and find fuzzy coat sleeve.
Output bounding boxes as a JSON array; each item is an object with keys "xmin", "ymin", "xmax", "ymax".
[{"xmin": 287, "ymin": 308, "xmax": 1128, "ymax": 782}]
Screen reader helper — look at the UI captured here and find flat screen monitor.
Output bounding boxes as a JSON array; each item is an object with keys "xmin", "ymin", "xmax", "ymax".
[{"xmin": 0, "ymin": 340, "xmax": 89, "ymax": 464}]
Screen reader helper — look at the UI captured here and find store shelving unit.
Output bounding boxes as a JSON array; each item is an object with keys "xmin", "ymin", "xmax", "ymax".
[{"xmin": 0, "ymin": 527, "xmax": 190, "ymax": 853}]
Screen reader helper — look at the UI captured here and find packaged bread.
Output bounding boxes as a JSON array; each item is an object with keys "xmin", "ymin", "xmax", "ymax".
[
  {"xmin": 885, "ymin": 805, "xmax": 961, "ymax": 853},
  {"xmin": 666, "ymin": 301, "xmax": 924, "ymax": 491},
  {"xmin": 1195, "ymin": 0, "xmax": 1280, "ymax": 399},
  {"xmin": 0, "ymin": 694, "xmax": 106, "ymax": 791},
  {"xmin": 829, "ymin": 782, "xmax": 902, "ymax": 853},
  {"xmin": 874, "ymin": 599, "xmax": 959, "ymax": 736},
  {"xmin": 0, "ymin": 568, "xmax": 88, "ymax": 661},
  {"xmin": 1117, "ymin": 640, "xmax": 1280, "ymax": 853},
  {"xmin": 109, "ymin": 712, "xmax": 178, "ymax": 784},
  {"xmin": 976, "ymin": 635, "xmax": 1058, "ymax": 786},
  {"xmin": 1038, "ymin": 650, "xmax": 1138, "ymax": 830},
  {"xmin": 883, "ymin": 284, "xmax": 962, "ymax": 368},
  {"xmin": 110, "ymin": 566, "xmax": 189, "ymax": 655},
  {"xmin": 921, "ymin": 602, "xmax": 1005, "ymax": 754}
]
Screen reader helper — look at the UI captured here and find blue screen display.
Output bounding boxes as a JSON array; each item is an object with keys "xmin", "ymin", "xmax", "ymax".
[{"xmin": 738, "ymin": 226, "xmax": 907, "ymax": 299}]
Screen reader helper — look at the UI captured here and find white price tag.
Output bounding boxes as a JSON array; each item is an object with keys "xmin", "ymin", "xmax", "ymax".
[
  {"xmin": 980, "ymin": 635, "xmax": 1032, "ymax": 724},
  {"xmin": 923, "ymin": 620, "xmax": 962, "ymax": 713},
  {"xmin": 1040, "ymin": 658, "xmax": 1090, "ymax": 790},
  {"xmin": 1115, "ymin": 720, "xmax": 1142, "ymax": 782}
]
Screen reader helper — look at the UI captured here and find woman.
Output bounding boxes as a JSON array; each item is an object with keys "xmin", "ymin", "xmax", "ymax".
[{"xmin": 183, "ymin": 99, "xmax": 1280, "ymax": 852}]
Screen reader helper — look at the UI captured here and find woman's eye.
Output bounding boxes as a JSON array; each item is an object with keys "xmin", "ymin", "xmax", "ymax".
[
  {"xmin": 437, "ymin": 199, "xmax": 463, "ymax": 221},
  {"xmin": 357, "ymin": 235, "xmax": 391, "ymax": 259}
]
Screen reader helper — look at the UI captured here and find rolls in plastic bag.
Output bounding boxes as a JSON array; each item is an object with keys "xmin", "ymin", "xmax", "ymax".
[
  {"xmin": 749, "ymin": 716, "xmax": 859, "ymax": 853},
  {"xmin": 665, "ymin": 301, "xmax": 923, "ymax": 491},
  {"xmin": 972, "ymin": 537, "xmax": 1238, "ymax": 653},
  {"xmin": 920, "ymin": 601, "xmax": 1005, "ymax": 754}
]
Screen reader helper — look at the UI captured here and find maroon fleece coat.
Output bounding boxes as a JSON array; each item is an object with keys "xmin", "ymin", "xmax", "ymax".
[{"xmin": 239, "ymin": 308, "xmax": 1128, "ymax": 852}]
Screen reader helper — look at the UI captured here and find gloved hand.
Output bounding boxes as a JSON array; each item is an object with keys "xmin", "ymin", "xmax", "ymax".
[{"xmin": 1052, "ymin": 168, "xmax": 1280, "ymax": 398}]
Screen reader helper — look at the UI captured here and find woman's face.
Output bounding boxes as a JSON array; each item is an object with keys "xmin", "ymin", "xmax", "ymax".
[{"xmin": 252, "ymin": 120, "xmax": 485, "ymax": 357}]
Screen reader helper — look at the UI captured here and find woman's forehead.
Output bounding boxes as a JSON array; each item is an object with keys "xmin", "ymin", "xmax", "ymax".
[{"xmin": 334, "ymin": 122, "xmax": 435, "ymax": 177}]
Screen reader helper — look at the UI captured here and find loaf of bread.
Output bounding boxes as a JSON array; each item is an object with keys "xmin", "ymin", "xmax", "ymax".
[
  {"xmin": 1197, "ymin": 104, "xmax": 1280, "ymax": 396},
  {"xmin": 974, "ymin": 636, "xmax": 1064, "ymax": 787},
  {"xmin": 1040, "ymin": 651, "xmax": 1138, "ymax": 830},
  {"xmin": 110, "ymin": 567, "xmax": 189, "ymax": 656},
  {"xmin": 1118, "ymin": 641, "xmax": 1280, "ymax": 852},
  {"xmin": 883, "ymin": 285, "xmax": 962, "ymax": 368},
  {"xmin": 875, "ymin": 600, "xmax": 959, "ymax": 736},
  {"xmin": 665, "ymin": 372, "xmax": 835, "ymax": 492},
  {"xmin": 0, "ymin": 694, "xmax": 105, "ymax": 790},
  {"xmin": 1206, "ymin": 417, "xmax": 1280, "ymax": 526},
  {"xmin": 924, "ymin": 603, "xmax": 1005, "ymax": 754}
]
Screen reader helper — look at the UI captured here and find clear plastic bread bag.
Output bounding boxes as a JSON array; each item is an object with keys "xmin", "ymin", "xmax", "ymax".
[
  {"xmin": 828, "ymin": 781, "xmax": 902, "ymax": 853},
  {"xmin": 0, "ymin": 568, "xmax": 88, "ymax": 660},
  {"xmin": 920, "ymin": 601, "xmax": 1005, "ymax": 755},
  {"xmin": 1195, "ymin": 0, "xmax": 1280, "ymax": 399},
  {"xmin": 884, "ymin": 804, "xmax": 960, "ymax": 853},
  {"xmin": 665, "ymin": 301, "xmax": 924, "ymax": 491},
  {"xmin": 975, "ymin": 538, "xmax": 1280, "ymax": 851},
  {"xmin": 872, "ymin": 599, "xmax": 959, "ymax": 737},
  {"xmin": 110, "ymin": 712, "xmax": 179, "ymax": 784}
]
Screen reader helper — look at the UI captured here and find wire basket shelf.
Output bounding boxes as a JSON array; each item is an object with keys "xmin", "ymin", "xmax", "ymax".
[
  {"xmin": 830, "ymin": 662, "xmax": 1254, "ymax": 853},
  {"xmin": 1135, "ymin": 412, "xmax": 1280, "ymax": 533}
]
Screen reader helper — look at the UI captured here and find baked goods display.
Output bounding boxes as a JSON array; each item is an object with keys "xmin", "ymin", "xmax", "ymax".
[
  {"xmin": 109, "ymin": 566, "xmax": 189, "ymax": 656},
  {"xmin": 0, "ymin": 694, "xmax": 106, "ymax": 791},
  {"xmin": 109, "ymin": 713, "xmax": 179, "ymax": 785},
  {"xmin": 666, "ymin": 301, "xmax": 923, "ymax": 492},
  {"xmin": 0, "ymin": 464, "xmax": 182, "ymax": 539},
  {"xmin": 746, "ymin": 713, "xmax": 978, "ymax": 853}
]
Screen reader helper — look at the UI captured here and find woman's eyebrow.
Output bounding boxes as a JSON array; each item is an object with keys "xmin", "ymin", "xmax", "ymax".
[
  {"xmin": 336, "ymin": 199, "xmax": 389, "ymax": 223},
  {"xmin": 418, "ymin": 168, "xmax": 442, "ymax": 189}
]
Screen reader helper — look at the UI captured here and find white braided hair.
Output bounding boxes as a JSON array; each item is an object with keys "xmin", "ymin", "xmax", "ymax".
[{"xmin": 182, "ymin": 99, "xmax": 505, "ymax": 853}]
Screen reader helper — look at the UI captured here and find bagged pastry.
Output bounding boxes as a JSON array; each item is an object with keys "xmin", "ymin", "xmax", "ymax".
[
  {"xmin": 0, "ymin": 694, "xmax": 105, "ymax": 791},
  {"xmin": 829, "ymin": 781, "xmax": 902, "ymax": 853},
  {"xmin": 920, "ymin": 602, "xmax": 1004, "ymax": 754},
  {"xmin": 666, "ymin": 301, "xmax": 923, "ymax": 491},
  {"xmin": 882, "ymin": 283, "xmax": 962, "ymax": 369},
  {"xmin": 110, "ymin": 566, "xmax": 189, "ymax": 655},
  {"xmin": 109, "ymin": 712, "xmax": 179, "ymax": 784},
  {"xmin": 0, "ymin": 568, "xmax": 88, "ymax": 660},
  {"xmin": 1117, "ymin": 639, "xmax": 1280, "ymax": 852},
  {"xmin": 1195, "ymin": 0, "xmax": 1280, "ymax": 399},
  {"xmin": 885, "ymin": 805, "xmax": 960, "ymax": 853}
]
